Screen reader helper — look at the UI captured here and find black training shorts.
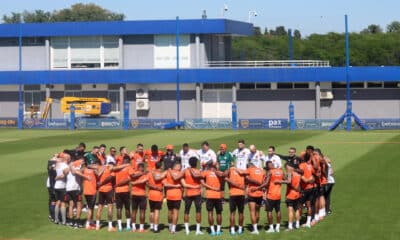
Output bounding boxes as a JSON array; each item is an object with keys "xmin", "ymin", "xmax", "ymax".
[{"xmin": 184, "ymin": 195, "xmax": 202, "ymax": 214}]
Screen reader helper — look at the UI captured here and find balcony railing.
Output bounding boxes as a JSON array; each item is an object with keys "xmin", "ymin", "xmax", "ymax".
[{"xmin": 206, "ymin": 60, "xmax": 330, "ymax": 68}]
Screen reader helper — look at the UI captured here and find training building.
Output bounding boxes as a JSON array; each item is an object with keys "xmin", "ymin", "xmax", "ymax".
[{"xmin": 0, "ymin": 19, "xmax": 399, "ymax": 121}]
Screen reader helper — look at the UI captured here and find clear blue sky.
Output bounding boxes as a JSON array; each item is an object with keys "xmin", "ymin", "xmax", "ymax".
[{"xmin": 1, "ymin": 0, "xmax": 398, "ymax": 35}]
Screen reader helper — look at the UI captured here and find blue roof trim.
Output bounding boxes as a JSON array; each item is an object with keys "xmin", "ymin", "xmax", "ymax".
[
  {"xmin": 0, "ymin": 67, "xmax": 398, "ymax": 85},
  {"xmin": 0, "ymin": 19, "xmax": 253, "ymax": 37}
]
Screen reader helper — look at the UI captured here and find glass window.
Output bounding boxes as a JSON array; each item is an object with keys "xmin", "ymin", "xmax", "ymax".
[
  {"xmin": 203, "ymin": 83, "xmax": 232, "ymax": 89},
  {"xmin": 332, "ymin": 82, "xmax": 347, "ymax": 88},
  {"xmin": 367, "ymin": 82, "xmax": 383, "ymax": 88},
  {"xmin": 277, "ymin": 83, "xmax": 293, "ymax": 89},
  {"xmin": 24, "ymin": 91, "xmax": 41, "ymax": 111},
  {"xmin": 103, "ymin": 36, "xmax": 119, "ymax": 68},
  {"xmin": 108, "ymin": 91, "xmax": 120, "ymax": 112},
  {"xmin": 384, "ymin": 82, "xmax": 400, "ymax": 88},
  {"xmin": 350, "ymin": 82, "xmax": 364, "ymax": 88},
  {"xmin": 239, "ymin": 83, "xmax": 255, "ymax": 89},
  {"xmin": 154, "ymin": 35, "xmax": 190, "ymax": 68},
  {"xmin": 51, "ymin": 37, "xmax": 68, "ymax": 69},
  {"xmin": 256, "ymin": 83, "xmax": 270, "ymax": 89},
  {"xmin": 294, "ymin": 82, "xmax": 309, "ymax": 89},
  {"xmin": 64, "ymin": 84, "xmax": 82, "ymax": 91}
]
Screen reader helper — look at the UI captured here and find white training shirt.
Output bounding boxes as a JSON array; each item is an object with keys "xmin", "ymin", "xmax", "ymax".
[
  {"xmin": 106, "ymin": 155, "xmax": 116, "ymax": 165},
  {"xmin": 248, "ymin": 150, "xmax": 266, "ymax": 168},
  {"xmin": 197, "ymin": 149, "xmax": 217, "ymax": 167},
  {"xmin": 66, "ymin": 164, "xmax": 82, "ymax": 192},
  {"xmin": 265, "ymin": 154, "xmax": 282, "ymax": 169},
  {"xmin": 180, "ymin": 149, "xmax": 199, "ymax": 171},
  {"xmin": 54, "ymin": 162, "xmax": 68, "ymax": 189},
  {"xmin": 327, "ymin": 163, "xmax": 335, "ymax": 184},
  {"xmin": 232, "ymin": 148, "xmax": 251, "ymax": 170}
]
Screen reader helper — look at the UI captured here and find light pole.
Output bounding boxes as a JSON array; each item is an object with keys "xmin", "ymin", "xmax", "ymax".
[
  {"xmin": 248, "ymin": 10, "xmax": 258, "ymax": 23},
  {"xmin": 221, "ymin": 4, "xmax": 228, "ymax": 17},
  {"xmin": 18, "ymin": 15, "xmax": 24, "ymax": 129}
]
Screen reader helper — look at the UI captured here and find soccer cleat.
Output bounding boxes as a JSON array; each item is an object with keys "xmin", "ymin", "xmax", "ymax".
[
  {"xmin": 195, "ymin": 231, "xmax": 204, "ymax": 235},
  {"xmin": 302, "ymin": 223, "xmax": 311, "ymax": 228},
  {"xmin": 311, "ymin": 220, "xmax": 317, "ymax": 226},
  {"xmin": 108, "ymin": 227, "xmax": 117, "ymax": 232},
  {"xmin": 266, "ymin": 228, "xmax": 275, "ymax": 233},
  {"xmin": 185, "ymin": 230, "xmax": 190, "ymax": 235},
  {"xmin": 118, "ymin": 227, "xmax": 123, "ymax": 232},
  {"xmin": 216, "ymin": 231, "xmax": 222, "ymax": 236},
  {"xmin": 210, "ymin": 232, "xmax": 217, "ymax": 236},
  {"xmin": 275, "ymin": 226, "xmax": 280, "ymax": 233},
  {"xmin": 230, "ymin": 232, "xmax": 236, "ymax": 236},
  {"xmin": 86, "ymin": 225, "xmax": 96, "ymax": 230},
  {"xmin": 139, "ymin": 229, "xmax": 146, "ymax": 233},
  {"xmin": 95, "ymin": 226, "xmax": 101, "ymax": 231},
  {"xmin": 125, "ymin": 227, "xmax": 132, "ymax": 232},
  {"xmin": 237, "ymin": 230, "xmax": 243, "ymax": 235},
  {"xmin": 250, "ymin": 230, "xmax": 259, "ymax": 235},
  {"xmin": 131, "ymin": 229, "xmax": 137, "ymax": 232},
  {"xmin": 285, "ymin": 228, "xmax": 293, "ymax": 232}
]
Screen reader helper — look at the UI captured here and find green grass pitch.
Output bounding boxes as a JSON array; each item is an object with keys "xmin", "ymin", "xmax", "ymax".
[{"xmin": 0, "ymin": 129, "xmax": 399, "ymax": 240}]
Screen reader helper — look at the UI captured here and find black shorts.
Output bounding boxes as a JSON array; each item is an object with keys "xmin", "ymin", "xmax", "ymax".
[
  {"xmin": 85, "ymin": 195, "xmax": 96, "ymax": 210},
  {"xmin": 66, "ymin": 190, "xmax": 82, "ymax": 203},
  {"xmin": 301, "ymin": 188, "xmax": 315, "ymax": 204},
  {"xmin": 99, "ymin": 190, "xmax": 114, "ymax": 205},
  {"xmin": 265, "ymin": 199, "xmax": 281, "ymax": 212},
  {"xmin": 206, "ymin": 198, "xmax": 223, "ymax": 214},
  {"xmin": 220, "ymin": 179, "xmax": 226, "ymax": 192},
  {"xmin": 247, "ymin": 196, "xmax": 263, "ymax": 206},
  {"xmin": 286, "ymin": 198, "xmax": 301, "ymax": 211},
  {"xmin": 184, "ymin": 195, "xmax": 202, "ymax": 214},
  {"xmin": 229, "ymin": 195, "xmax": 245, "ymax": 213},
  {"xmin": 132, "ymin": 196, "xmax": 147, "ymax": 210},
  {"xmin": 318, "ymin": 185, "xmax": 326, "ymax": 196},
  {"xmin": 149, "ymin": 200, "xmax": 163, "ymax": 211},
  {"xmin": 48, "ymin": 188, "xmax": 56, "ymax": 202},
  {"xmin": 167, "ymin": 200, "xmax": 181, "ymax": 210},
  {"xmin": 54, "ymin": 188, "xmax": 66, "ymax": 202},
  {"xmin": 115, "ymin": 192, "xmax": 131, "ymax": 210}
]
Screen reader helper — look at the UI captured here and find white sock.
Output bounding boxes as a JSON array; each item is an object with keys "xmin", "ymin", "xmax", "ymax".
[
  {"xmin": 185, "ymin": 222, "xmax": 189, "ymax": 232},
  {"xmin": 139, "ymin": 224, "xmax": 144, "ymax": 230},
  {"xmin": 276, "ymin": 223, "xmax": 280, "ymax": 229},
  {"xmin": 296, "ymin": 220, "xmax": 300, "ymax": 228},
  {"xmin": 127, "ymin": 219, "xmax": 131, "ymax": 228},
  {"xmin": 314, "ymin": 213, "xmax": 320, "ymax": 221},
  {"xmin": 269, "ymin": 224, "xmax": 274, "ymax": 229},
  {"xmin": 238, "ymin": 226, "xmax": 243, "ymax": 232},
  {"xmin": 132, "ymin": 223, "xmax": 136, "ymax": 230},
  {"xmin": 306, "ymin": 216, "xmax": 311, "ymax": 225},
  {"xmin": 172, "ymin": 224, "xmax": 176, "ymax": 232},
  {"xmin": 217, "ymin": 225, "xmax": 221, "ymax": 232},
  {"xmin": 210, "ymin": 225, "xmax": 215, "ymax": 233},
  {"xmin": 117, "ymin": 220, "xmax": 122, "ymax": 229},
  {"xmin": 196, "ymin": 223, "xmax": 201, "ymax": 232},
  {"xmin": 154, "ymin": 224, "xmax": 158, "ymax": 231},
  {"xmin": 320, "ymin": 208, "xmax": 326, "ymax": 217},
  {"xmin": 169, "ymin": 223, "xmax": 172, "ymax": 231},
  {"xmin": 54, "ymin": 206, "xmax": 60, "ymax": 222},
  {"xmin": 150, "ymin": 223, "xmax": 154, "ymax": 230},
  {"xmin": 231, "ymin": 226, "xmax": 235, "ymax": 233},
  {"xmin": 86, "ymin": 221, "xmax": 90, "ymax": 227},
  {"xmin": 253, "ymin": 224, "xmax": 258, "ymax": 232},
  {"xmin": 108, "ymin": 221, "xmax": 112, "ymax": 228},
  {"xmin": 288, "ymin": 222, "xmax": 293, "ymax": 229},
  {"xmin": 96, "ymin": 220, "xmax": 100, "ymax": 227}
]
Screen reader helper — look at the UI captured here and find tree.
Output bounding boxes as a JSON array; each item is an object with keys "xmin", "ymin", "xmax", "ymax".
[
  {"xmin": 293, "ymin": 29, "xmax": 301, "ymax": 39},
  {"xmin": 2, "ymin": 3, "xmax": 125, "ymax": 23},
  {"xmin": 273, "ymin": 26, "xmax": 287, "ymax": 36},
  {"xmin": 253, "ymin": 26, "xmax": 262, "ymax": 36},
  {"xmin": 387, "ymin": 21, "xmax": 400, "ymax": 33},
  {"xmin": 361, "ymin": 24, "xmax": 382, "ymax": 34}
]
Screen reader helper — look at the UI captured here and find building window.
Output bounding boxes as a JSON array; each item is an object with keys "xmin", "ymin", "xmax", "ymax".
[
  {"xmin": 294, "ymin": 82, "xmax": 309, "ymax": 89},
  {"xmin": 51, "ymin": 36, "xmax": 119, "ymax": 69},
  {"xmin": 239, "ymin": 83, "xmax": 270, "ymax": 89},
  {"xmin": 277, "ymin": 83, "xmax": 293, "ymax": 89},
  {"xmin": 108, "ymin": 91, "xmax": 120, "ymax": 112},
  {"xmin": 64, "ymin": 84, "xmax": 82, "ymax": 97},
  {"xmin": 332, "ymin": 82, "xmax": 347, "ymax": 89},
  {"xmin": 203, "ymin": 83, "xmax": 233, "ymax": 89},
  {"xmin": 367, "ymin": 82, "xmax": 383, "ymax": 88},
  {"xmin": 384, "ymin": 81, "xmax": 400, "ymax": 88},
  {"xmin": 256, "ymin": 83, "xmax": 271, "ymax": 89},
  {"xmin": 154, "ymin": 35, "xmax": 190, "ymax": 68},
  {"xmin": 24, "ymin": 89, "xmax": 41, "ymax": 112}
]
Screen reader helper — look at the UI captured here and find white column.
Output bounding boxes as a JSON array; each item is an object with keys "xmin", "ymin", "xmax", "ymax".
[
  {"xmin": 119, "ymin": 85, "xmax": 124, "ymax": 120},
  {"xmin": 196, "ymin": 84, "xmax": 201, "ymax": 118},
  {"xmin": 45, "ymin": 39, "xmax": 50, "ymax": 70},
  {"xmin": 315, "ymin": 82, "xmax": 321, "ymax": 119},
  {"xmin": 119, "ymin": 37, "xmax": 124, "ymax": 69},
  {"xmin": 195, "ymin": 35, "xmax": 200, "ymax": 67}
]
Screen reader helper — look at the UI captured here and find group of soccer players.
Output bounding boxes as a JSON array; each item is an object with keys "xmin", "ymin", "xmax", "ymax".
[{"xmin": 46, "ymin": 139, "xmax": 335, "ymax": 235}]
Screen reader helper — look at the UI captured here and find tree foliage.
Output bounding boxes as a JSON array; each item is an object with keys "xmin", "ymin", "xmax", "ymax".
[
  {"xmin": 232, "ymin": 26, "xmax": 400, "ymax": 66},
  {"xmin": 2, "ymin": 3, "xmax": 125, "ymax": 23}
]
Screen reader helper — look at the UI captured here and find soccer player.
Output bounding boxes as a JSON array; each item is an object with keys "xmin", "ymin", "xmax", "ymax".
[
  {"xmin": 82, "ymin": 161, "xmax": 97, "ymax": 230},
  {"xmin": 46, "ymin": 153, "xmax": 58, "ymax": 222},
  {"xmin": 147, "ymin": 161, "xmax": 167, "ymax": 233},
  {"xmin": 145, "ymin": 144, "xmax": 164, "ymax": 171},
  {"xmin": 197, "ymin": 141, "xmax": 217, "ymax": 169},
  {"xmin": 324, "ymin": 155, "xmax": 335, "ymax": 214},
  {"xmin": 248, "ymin": 145, "xmax": 265, "ymax": 168},
  {"xmin": 232, "ymin": 139, "xmax": 251, "ymax": 170},
  {"xmin": 277, "ymin": 147, "xmax": 301, "ymax": 168},
  {"xmin": 216, "ymin": 143, "xmax": 233, "ymax": 200},
  {"xmin": 262, "ymin": 161, "xmax": 284, "ymax": 233},
  {"xmin": 65, "ymin": 157, "xmax": 84, "ymax": 228},
  {"xmin": 67, "ymin": 142, "xmax": 86, "ymax": 162},
  {"xmin": 54, "ymin": 153, "xmax": 70, "ymax": 225},
  {"xmin": 225, "ymin": 165, "xmax": 246, "ymax": 235},
  {"xmin": 106, "ymin": 146, "xmax": 117, "ymax": 165},
  {"xmin": 129, "ymin": 162, "xmax": 149, "ymax": 232},
  {"xmin": 265, "ymin": 146, "xmax": 282, "ymax": 169},
  {"xmin": 278, "ymin": 163, "xmax": 302, "ymax": 231},
  {"xmin": 180, "ymin": 143, "xmax": 198, "ymax": 171},
  {"xmin": 201, "ymin": 163, "xmax": 224, "ymax": 236},
  {"xmin": 115, "ymin": 146, "xmax": 129, "ymax": 166},
  {"xmin": 181, "ymin": 157, "xmax": 203, "ymax": 235},
  {"xmin": 131, "ymin": 143, "xmax": 145, "ymax": 169},
  {"xmin": 113, "ymin": 156, "xmax": 132, "ymax": 231},
  {"xmin": 299, "ymin": 151, "xmax": 316, "ymax": 228},
  {"xmin": 163, "ymin": 162, "xmax": 184, "ymax": 234},
  {"xmin": 246, "ymin": 162, "xmax": 265, "ymax": 235},
  {"xmin": 162, "ymin": 144, "xmax": 179, "ymax": 170},
  {"xmin": 314, "ymin": 148, "xmax": 328, "ymax": 220},
  {"xmin": 84, "ymin": 146, "xmax": 100, "ymax": 168},
  {"xmin": 96, "ymin": 162, "xmax": 116, "ymax": 231},
  {"xmin": 96, "ymin": 144, "xmax": 107, "ymax": 165}
]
